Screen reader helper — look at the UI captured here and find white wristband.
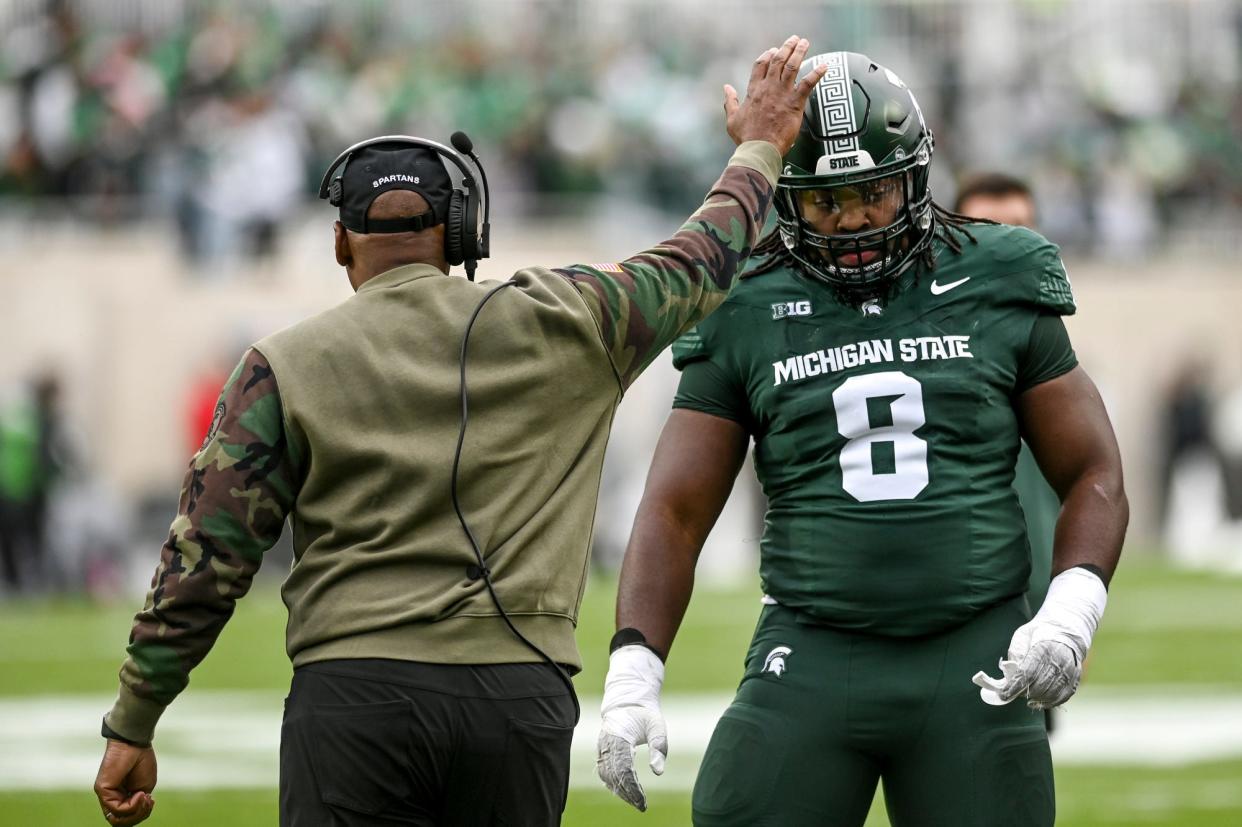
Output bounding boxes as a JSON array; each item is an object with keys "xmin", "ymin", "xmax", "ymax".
[
  {"xmin": 1034, "ymin": 566, "xmax": 1108, "ymax": 661},
  {"xmin": 601, "ymin": 645, "xmax": 665, "ymax": 713}
]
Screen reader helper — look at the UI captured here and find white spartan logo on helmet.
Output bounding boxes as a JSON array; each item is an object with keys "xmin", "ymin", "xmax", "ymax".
[{"xmin": 762, "ymin": 646, "xmax": 793, "ymax": 677}]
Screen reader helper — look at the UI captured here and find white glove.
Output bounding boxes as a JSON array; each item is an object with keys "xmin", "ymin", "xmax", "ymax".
[
  {"xmin": 596, "ymin": 644, "xmax": 667, "ymax": 812},
  {"xmin": 973, "ymin": 567, "xmax": 1107, "ymax": 710}
]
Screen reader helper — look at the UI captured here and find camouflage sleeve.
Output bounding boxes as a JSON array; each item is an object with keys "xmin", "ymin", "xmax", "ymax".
[
  {"xmin": 554, "ymin": 140, "xmax": 782, "ymax": 388},
  {"xmin": 103, "ymin": 349, "xmax": 300, "ymax": 744}
]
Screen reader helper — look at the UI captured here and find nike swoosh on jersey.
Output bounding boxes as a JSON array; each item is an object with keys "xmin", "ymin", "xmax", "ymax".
[{"xmin": 930, "ymin": 276, "xmax": 971, "ymax": 295}]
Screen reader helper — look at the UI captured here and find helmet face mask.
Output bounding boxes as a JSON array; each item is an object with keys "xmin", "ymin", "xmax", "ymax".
[{"xmin": 775, "ymin": 52, "xmax": 935, "ymax": 295}]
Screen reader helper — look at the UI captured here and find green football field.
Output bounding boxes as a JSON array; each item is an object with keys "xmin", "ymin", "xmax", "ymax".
[{"xmin": 2, "ymin": 557, "xmax": 1240, "ymax": 825}]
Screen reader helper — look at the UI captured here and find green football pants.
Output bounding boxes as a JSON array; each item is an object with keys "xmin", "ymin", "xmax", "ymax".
[{"xmin": 691, "ymin": 597, "xmax": 1053, "ymax": 827}]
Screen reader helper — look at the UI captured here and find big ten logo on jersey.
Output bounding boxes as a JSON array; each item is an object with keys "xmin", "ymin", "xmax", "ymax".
[{"xmin": 771, "ymin": 300, "xmax": 812, "ymax": 320}]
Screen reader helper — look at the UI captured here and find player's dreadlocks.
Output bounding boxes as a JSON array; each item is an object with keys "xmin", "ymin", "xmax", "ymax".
[{"xmin": 745, "ymin": 201, "xmax": 994, "ymax": 280}]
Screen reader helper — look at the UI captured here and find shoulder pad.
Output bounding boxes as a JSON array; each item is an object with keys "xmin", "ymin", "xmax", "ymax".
[
  {"xmin": 1034, "ymin": 244, "xmax": 1076, "ymax": 316},
  {"xmin": 1007, "ymin": 227, "xmax": 1076, "ymax": 316},
  {"xmin": 967, "ymin": 225, "xmax": 1076, "ymax": 316}
]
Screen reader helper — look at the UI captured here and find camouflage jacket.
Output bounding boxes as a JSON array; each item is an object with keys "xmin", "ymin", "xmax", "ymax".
[{"xmin": 104, "ymin": 141, "xmax": 781, "ymax": 744}]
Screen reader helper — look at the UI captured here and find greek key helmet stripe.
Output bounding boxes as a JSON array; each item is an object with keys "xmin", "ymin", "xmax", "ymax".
[{"xmin": 814, "ymin": 52, "xmax": 858, "ymax": 158}]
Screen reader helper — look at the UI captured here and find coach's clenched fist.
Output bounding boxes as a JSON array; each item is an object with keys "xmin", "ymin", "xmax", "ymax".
[{"xmin": 94, "ymin": 739, "xmax": 156, "ymax": 825}]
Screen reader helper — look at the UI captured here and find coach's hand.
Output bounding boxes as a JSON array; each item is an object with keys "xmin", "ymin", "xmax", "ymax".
[
  {"xmin": 597, "ymin": 645, "xmax": 667, "ymax": 812},
  {"xmin": 94, "ymin": 739, "xmax": 156, "ymax": 825},
  {"xmin": 724, "ymin": 35, "xmax": 830, "ymax": 155}
]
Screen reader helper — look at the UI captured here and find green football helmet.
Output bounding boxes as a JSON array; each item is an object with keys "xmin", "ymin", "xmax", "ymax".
[{"xmin": 775, "ymin": 52, "xmax": 935, "ymax": 293}]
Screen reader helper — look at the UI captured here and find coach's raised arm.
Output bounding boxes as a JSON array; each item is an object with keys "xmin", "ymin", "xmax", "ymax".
[{"xmin": 93, "ymin": 35, "xmax": 825, "ymax": 827}]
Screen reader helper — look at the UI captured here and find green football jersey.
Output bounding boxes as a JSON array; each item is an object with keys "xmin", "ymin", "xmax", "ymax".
[{"xmin": 672, "ymin": 224, "xmax": 1077, "ymax": 636}]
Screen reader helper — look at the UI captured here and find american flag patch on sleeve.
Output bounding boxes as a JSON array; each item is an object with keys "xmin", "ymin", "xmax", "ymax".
[{"xmin": 589, "ymin": 263, "xmax": 625, "ymax": 273}]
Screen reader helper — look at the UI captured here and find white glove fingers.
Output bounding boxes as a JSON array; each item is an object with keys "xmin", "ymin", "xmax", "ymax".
[
  {"xmin": 972, "ymin": 658, "xmax": 1027, "ymax": 705},
  {"xmin": 596, "ymin": 733, "xmax": 648, "ymax": 811},
  {"xmin": 998, "ymin": 666, "xmax": 1034, "ymax": 703},
  {"xmin": 648, "ymin": 720, "xmax": 668, "ymax": 776},
  {"xmin": 972, "ymin": 670, "xmax": 1012, "ymax": 706},
  {"xmin": 1022, "ymin": 640, "xmax": 1081, "ymax": 709}
]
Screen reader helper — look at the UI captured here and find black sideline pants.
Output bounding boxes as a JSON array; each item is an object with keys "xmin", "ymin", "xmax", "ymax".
[{"xmin": 280, "ymin": 659, "xmax": 577, "ymax": 826}]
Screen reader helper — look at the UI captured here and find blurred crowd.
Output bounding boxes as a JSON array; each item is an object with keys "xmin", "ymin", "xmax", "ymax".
[
  {"xmin": 0, "ymin": 0, "xmax": 1239, "ymax": 263},
  {"xmin": 3, "ymin": 0, "xmax": 1242, "ymax": 598}
]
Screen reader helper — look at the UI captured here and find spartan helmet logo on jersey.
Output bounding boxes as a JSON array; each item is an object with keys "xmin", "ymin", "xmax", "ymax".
[
  {"xmin": 775, "ymin": 52, "xmax": 935, "ymax": 294},
  {"xmin": 762, "ymin": 646, "xmax": 793, "ymax": 676}
]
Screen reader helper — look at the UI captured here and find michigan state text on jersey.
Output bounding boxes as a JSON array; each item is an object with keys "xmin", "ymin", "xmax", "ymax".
[{"xmin": 598, "ymin": 51, "xmax": 1127, "ymax": 827}]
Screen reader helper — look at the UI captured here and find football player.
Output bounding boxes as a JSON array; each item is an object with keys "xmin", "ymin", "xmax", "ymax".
[{"xmin": 596, "ymin": 52, "xmax": 1128, "ymax": 826}]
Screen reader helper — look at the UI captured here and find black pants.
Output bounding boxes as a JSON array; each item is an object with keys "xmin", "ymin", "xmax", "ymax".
[{"xmin": 280, "ymin": 659, "xmax": 577, "ymax": 827}]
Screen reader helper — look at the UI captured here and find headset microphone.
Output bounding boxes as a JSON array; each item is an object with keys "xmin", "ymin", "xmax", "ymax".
[{"xmin": 451, "ymin": 131, "xmax": 491, "ymax": 259}]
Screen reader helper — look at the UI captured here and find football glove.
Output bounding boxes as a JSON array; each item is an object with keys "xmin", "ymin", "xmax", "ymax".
[
  {"xmin": 973, "ymin": 566, "xmax": 1108, "ymax": 710},
  {"xmin": 596, "ymin": 644, "xmax": 667, "ymax": 812}
]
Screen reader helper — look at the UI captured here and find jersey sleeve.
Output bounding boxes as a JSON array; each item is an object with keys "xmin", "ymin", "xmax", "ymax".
[
  {"xmin": 1015, "ymin": 313, "xmax": 1078, "ymax": 393},
  {"xmin": 670, "ymin": 324, "xmax": 752, "ymax": 429},
  {"xmin": 554, "ymin": 141, "xmax": 781, "ymax": 388},
  {"xmin": 103, "ymin": 348, "xmax": 302, "ymax": 745}
]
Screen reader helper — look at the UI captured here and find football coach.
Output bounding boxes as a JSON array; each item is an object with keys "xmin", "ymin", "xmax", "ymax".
[{"xmin": 92, "ymin": 36, "xmax": 829, "ymax": 826}]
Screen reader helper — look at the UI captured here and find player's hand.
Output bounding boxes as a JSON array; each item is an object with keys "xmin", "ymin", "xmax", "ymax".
[
  {"xmin": 93, "ymin": 739, "xmax": 157, "ymax": 825},
  {"xmin": 973, "ymin": 619, "xmax": 1084, "ymax": 709},
  {"xmin": 724, "ymin": 35, "xmax": 831, "ymax": 154},
  {"xmin": 596, "ymin": 645, "xmax": 668, "ymax": 812},
  {"xmin": 973, "ymin": 567, "xmax": 1108, "ymax": 709}
]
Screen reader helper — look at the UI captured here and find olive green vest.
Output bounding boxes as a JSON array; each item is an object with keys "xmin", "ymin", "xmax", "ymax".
[{"xmin": 256, "ymin": 264, "xmax": 618, "ymax": 671}]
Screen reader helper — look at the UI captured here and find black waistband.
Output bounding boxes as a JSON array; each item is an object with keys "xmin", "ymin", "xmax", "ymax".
[{"xmin": 294, "ymin": 658, "xmax": 574, "ymax": 700}]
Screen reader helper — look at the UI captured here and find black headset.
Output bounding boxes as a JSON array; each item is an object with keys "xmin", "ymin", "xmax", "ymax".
[{"xmin": 317, "ymin": 132, "xmax": 492, "ymax": 280}]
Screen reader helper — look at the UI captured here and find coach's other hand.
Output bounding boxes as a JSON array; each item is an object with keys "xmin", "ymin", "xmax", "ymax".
[
  {"xmin": 94, "ymin": 740, "xmax": 156, "ymax": 825},
  {"xmin": 724, "ymin": 35, "xmax": 830, "ymax": 155},
  {"xmin": 597, "ymin": 644, "xmax": 667, "ymax": 812}
]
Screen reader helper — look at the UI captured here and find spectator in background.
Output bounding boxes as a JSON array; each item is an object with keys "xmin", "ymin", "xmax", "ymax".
[
  {"xmin": 1159, "ymin": 358, "xmax": 1219, "ymax": 525},
  {"xmin": 1160, "ymin": 360, "xmax": 1242, "ymax": 570},
  {"xmin": 0, "ymin": 372, "xmax": 70, "ymax": 593},
  {"xmin": 955, "ymin": 172, "xmax": 1037, "ymax": 230},
  {"xmin": 1217, "ymin": 385, "xmax": 1242, "ymax": 523},
  {"xmin": 177, "ymin": 86, "xmax": 308, "ymax": 265}
]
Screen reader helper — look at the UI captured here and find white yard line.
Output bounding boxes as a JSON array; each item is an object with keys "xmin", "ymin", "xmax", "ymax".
[{"xmin": 3, "ymin": 687, "xmax": 1242, "ymax": 791}]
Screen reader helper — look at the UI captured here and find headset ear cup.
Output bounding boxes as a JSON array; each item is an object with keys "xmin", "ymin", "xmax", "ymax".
[
  {"xmin": 445, "ymin": 189, "xmax": 466, "ymax": 266},
  {"xmin": 461, "ymin": 188, "xmax": 480, "ymax": 262},
  {"xmin": 329, "ymin": 178, "xmax": 343, "ymax": 207}
]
